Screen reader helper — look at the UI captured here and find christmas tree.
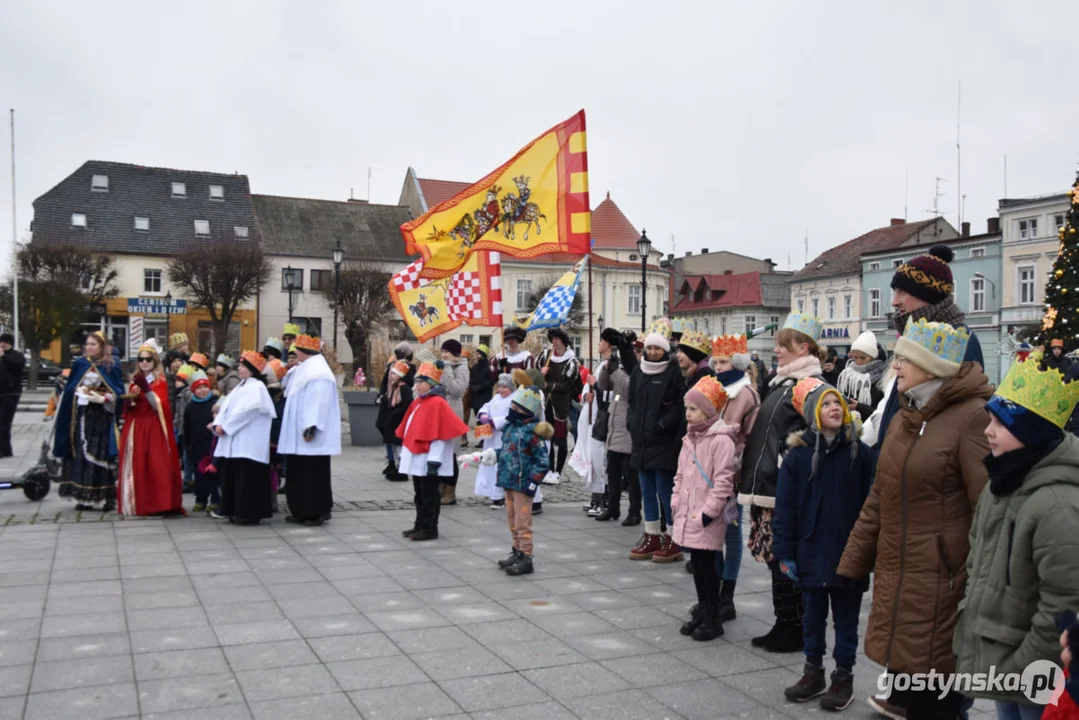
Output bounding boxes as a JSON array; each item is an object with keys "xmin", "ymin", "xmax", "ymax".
[{"xmin": 1037, "ymin": 173, "xmax": 1079, "ymax": 348}]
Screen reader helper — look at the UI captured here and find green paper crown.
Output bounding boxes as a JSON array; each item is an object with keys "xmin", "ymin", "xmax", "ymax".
[
  {"xmin": 996, "ymin": 360, "xmax": 1079, "ymax": 429},
  {"xmin": 782, "ymin": 313, "xmax": 823, "ymax": 340}
]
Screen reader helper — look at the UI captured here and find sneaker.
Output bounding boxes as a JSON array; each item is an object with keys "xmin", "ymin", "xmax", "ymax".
[
  {"xmin": 629, "ymin": 534, "xmax": 663, "ymax": 560},
  {"xmin": 209, "ymin": 510, "xmax": 227, "ymax": 519},
  {"xmin": 192, "ymin": 503, "xmax": 207, "ymax": 513},
  {"xmin": 490, "ymin": 498, "xmax": 506, "ymax": 509},
  {"xmin": 498, "ymin": 548, "xmax": 523, "ymax": 568},
  {"xmin": 651, "ymin": 535, "xmax": 684, "ymax": 563},
  {"xmin": 866, "ymin": 695, "xmax": 907, "ymax": 719},
  {"xmin": 586, "ymin": 505, "xmax": 603, "ymax": 517},
  {"xmin": 784, "ymin": 663, "xmax": 827, "ymax": 703},
  {"xmin": 544, "ymin": 472, "xmax": 561, "ymax": 486},
  {"xmin": 504, "ymin": 554, "xmax": 534, "ymax": 575},
  {"xmin": 531, "ymin": 502, "xmax": 543, "ymax": 515},
  {"xmin": 820, "ymin": 668, "xmax": 854, "ymax": 711}
]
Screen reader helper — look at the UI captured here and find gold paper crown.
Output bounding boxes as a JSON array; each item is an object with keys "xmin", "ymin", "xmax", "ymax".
[
  {"xmin": 678, "ymin": 330, "xmax": 711, "ymax": 356},
  {"xmin": 995, "ymin": 360, "xmax": 1079, "ymax": 429},
  {"xmin": 688, "ymin": 375, "xmax": 729, "ymax": 412},
  {"xmin": 169, "ymin": 332, "xmax": 189, "ymax": 349},
  {"xmin": 188, "ymin": 353, "xmax": 209, "ymax": 369},
  {"xmin": 294, "ymin": 334, "xmax": 321, "ymax": 353},
  {"xmin": 240, "ymin": 350, "xmax": 267, "ymax": 373},
  {"xmin": 711, "ymin": 334, "xmax": 748, "ymax": 357},
  {"xmin": 138, "ymin": 341, "xmax": 161, "ymax": 358}
]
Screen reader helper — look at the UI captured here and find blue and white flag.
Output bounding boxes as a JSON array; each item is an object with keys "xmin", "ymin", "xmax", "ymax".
[{"xmin": 517, "ymin": 257, "xmax": 587, "ymax": 331}]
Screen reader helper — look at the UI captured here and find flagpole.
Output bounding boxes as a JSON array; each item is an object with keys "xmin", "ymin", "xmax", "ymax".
[{"xmin": 9, "ymin": 109, "xmax": 18, "ymax": 347}]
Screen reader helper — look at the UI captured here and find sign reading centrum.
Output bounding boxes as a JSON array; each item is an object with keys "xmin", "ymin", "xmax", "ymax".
[{"xmin": 126, "ymin": 297, "xmax": 188, "ymax": 315}]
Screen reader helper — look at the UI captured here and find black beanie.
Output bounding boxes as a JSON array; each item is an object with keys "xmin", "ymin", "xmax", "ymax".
[
  {"xmin": 678, "ymin": 343, "xmax": 708, "ymax": 364},
  {"xmin": 601, "ymin": 328, "xmax": 623, "ymax": 346},
  {"xmin": 891, "ymin": 244, "xmax": 955, "ymax": 305}
]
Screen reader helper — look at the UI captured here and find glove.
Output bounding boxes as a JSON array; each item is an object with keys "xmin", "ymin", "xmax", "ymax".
[
  {"xmin": 303, "ymin": 426, "xmax": 317, "ymax": 441},
  {"xmin": 780, "ymin": 560, "xmax": 799, "ymax": 582},
  {"xmin": 87, "ymin": 393, "xmax": 106, "ymax": 405},
  {"xmin": 76, "ymin": 392, "xmax": 90, "ymax": 407},
  {"xmin": 133, "ymin": 373, "xmax": 151, "ymax": 394},
  {"xmin": 426, "ymin": 461, "xmax": 441, "ymax": 476},
  {"xmin": 701, "ymin": 513, "xmax": 713, "ymax": 528}
]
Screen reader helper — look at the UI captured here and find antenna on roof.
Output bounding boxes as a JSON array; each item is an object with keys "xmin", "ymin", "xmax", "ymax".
[
  {"xmin": 804, "ymin": 230, "xmax": 808, "ymax": 266},
  {"xmin": 350, "ymin": 188, "xmax": 354, "ymax": 200},
  {"xmin": 1003, "ymin": 154, "xmax": 1007, "ymax": 197},
  {"xmin": 904, "ymin": 167, "xmax": 908, "ymax": 220},
  {"xmin": 927, "ymin": 177, "xmax": 948, "ymax": 217},
  {"xmin": 367, "ymin": 167, "xmax": 372, "ymax": 202},
  {"xmin": 957, "ymin": 81, "xmax": 962, "ymax": 227}
]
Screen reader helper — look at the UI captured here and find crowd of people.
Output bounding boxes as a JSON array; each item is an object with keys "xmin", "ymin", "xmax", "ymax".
[
  {"xmin": 50, "ymin": 323, "xmax": 341, "ymax": 527},
  {"xmin": 374, "ymin": 245, "xmax": 1079, "ymax": 719}
]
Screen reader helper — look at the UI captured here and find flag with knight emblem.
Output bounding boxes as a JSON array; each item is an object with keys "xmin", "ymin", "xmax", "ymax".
[
  {"xmin": 401, "ymin": 110, "xmax": 591, "ymax": 280},
  {"xmin": 389, "ymin": 252, "xmax": 503, "ymax": 343}
]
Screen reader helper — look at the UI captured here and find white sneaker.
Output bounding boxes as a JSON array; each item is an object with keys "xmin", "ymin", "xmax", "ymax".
[
  {"xmin": 545, "ymin": 472, "xmax": 561, "ymax": 486},
  {"xmin": 587, "ymin": 505, "xmax": 604, "ymax": 517}
]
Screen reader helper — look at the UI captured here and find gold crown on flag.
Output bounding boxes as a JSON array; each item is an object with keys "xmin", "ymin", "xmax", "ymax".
[
  {"xmin": 712, "ymin": 334, "xmax": 748, "ymax": 357},
  {"xmin": 995, "ymin": 360, "xmax": 1079, "ymax": 429}
]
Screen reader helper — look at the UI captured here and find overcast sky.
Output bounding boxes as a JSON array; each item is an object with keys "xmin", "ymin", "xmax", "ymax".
[{"xmin": 2, "ymin": 0, "xmax": 1077, "ymax": 275}]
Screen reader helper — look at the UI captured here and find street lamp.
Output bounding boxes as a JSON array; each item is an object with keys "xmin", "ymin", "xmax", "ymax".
[
  {"xmin": 636, "ymin": 230, "xmax": 652, "ymax": 334},
  {"xmin": 285, "ymin": 265, "xmax": 296, "ymax": 322},
  {"xmin": 974, "ymin": 272, "xmax": 996, "ymax": 299},
  {"xmin": 332, "ymin": 240, "xmax": 344, "ymax": 352},
  {"xmin": 164, "ymin": 290, "xmax": 173, "ymax": 345}
]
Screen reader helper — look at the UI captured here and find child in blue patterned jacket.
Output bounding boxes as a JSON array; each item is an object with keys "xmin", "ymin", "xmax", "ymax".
[{"xmin": 495, "ymin": 386, "xmax": 554, "ymax": 576}]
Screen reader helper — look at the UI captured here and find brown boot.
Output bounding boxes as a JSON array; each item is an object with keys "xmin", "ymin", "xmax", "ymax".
[
  {"xmin": 652, "ymin": 535, "xmax": 684, "ymax": 563},
  {"xmin": 441, "ymin": 484, "xmax": 457, "ymax": 506},
  {"xmin": 630, "ymin": 534, "xmax": 663, "ymax": 560}
]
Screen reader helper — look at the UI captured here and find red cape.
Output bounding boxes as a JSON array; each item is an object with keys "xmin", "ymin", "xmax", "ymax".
[
  {"xmin": 117, "ymin": 376, "xmax": 184, "ymax": 515},
  {"xmin": 397, "ymin": 393, "xmax": 468, "ymax": 455}
]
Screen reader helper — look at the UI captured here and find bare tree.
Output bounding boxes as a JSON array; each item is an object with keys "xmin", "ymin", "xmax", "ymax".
[
  {"xmin": 319, "ymin": 261, "xmax": 397, "ymax": 374},
  {"xmin": 167, "ymin": 241, "xmax": 273, "ymax": 357},
  {"xmin": 0, "ymin": 244, "xmax": 119, "ymax": 385},
  {"xmin": 522, "ymin": 275, "xmax": 585, "ymax": 331}
]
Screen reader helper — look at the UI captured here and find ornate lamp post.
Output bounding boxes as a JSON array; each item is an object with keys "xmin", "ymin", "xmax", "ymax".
[
  {"xmin": 332, "ymin": 240, "xmax": 344, "ymax": 351},
  {"xmin": 164, "ymin": 290, "xmax": 173, "ymax": 345},
  {"xmin": 285, "ymin": 265, "xmax": 296, "ymax": 322},
  {"xmin": 636, "ymin": 230, "xmax": 652, "ymax": 334}
]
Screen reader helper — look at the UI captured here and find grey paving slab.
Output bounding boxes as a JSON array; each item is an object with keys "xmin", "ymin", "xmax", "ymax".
[
  {"xmin": 308, "ymin": 632, "xmax": 401, "ymax": 662},
  {"xmin": 522, "ymin": 661, "xmax": 632, "ymax": 700},
  {"xmin": 130, "ymin": 626, "xmax": 222, "ymax": 654},
  {"xmin": 0, "ymin": 663, "xmax": 32, "ymax": 697},
  {"xmin": 40, "ymin": 610, "xmax": 127, "ymax": 638},
  {"xmin": 411, "ymin": 645, "xmax": 513, "ymax": 680},
  {"xmin": 646, "ymin": 679, "xmax": 783, "ymax": 720},
  {"xmin": 30, "ymin": 655, "xmax": 134, "ymax": 693},
  {"xmin": 346, "ymin": 682, "xmax": 461, "ymax": 720},
  {"xmin": 326, "ymin": 655, "xmax": 428, "ymax": 691},
  {"xmin": 0, "ymin": 640, "xmax": 37, "ymax": 668},
  {"xmin": 387, "ymin": 626, "xmax": 483, "ymax": 654},
  {"xmin": 124, "ymin": 590, "xmax": 200, "ymax": 611},
  {"xmin": 563, "ymin": 631, "xmax": 665, "ymax": 661},
  {"xmin": 438, "ymin": 672, "xmax": 550, "ymax": 713},
  {"xmin": 290, "ymin": 613, "xmax": 378, "ymax": 638},
  {"xmin": 488, "ymin": 636, "xmax": 589, "ymax": 671},
  {"xmin": 36, "ymin": 631, "xmax": 131, "ymax": 662},
  {"xmin": 212, "ymin": 620, "xmax": 301, "ymax": 646},
  {"xmin": 563, "ymin": 688, "xmax": 687, "ymax": 720},
  {"xmin": 235, "ymin": 662, "xmax": 340, "ymax": 702},
  {"xmin": 222, "ymin": 640, "xmax": 321, "ymax": 672},
  {"xmin": 135, "ymin": 648, "xmax": 232, "ymax": 682},
  {"xmin": 248, "ymin": 692, "xmax": 360, "ymax": 720},
  {"xmin": 137, "ymin": 673, "xmax": 244, "ymax": 714},
  {"xmin": 469, "ymin": 700, "xmax": 580, "ymax": 720},
  {"xmin": 23, "ymin": 682, "xmax": 139, "ymax": 720}
]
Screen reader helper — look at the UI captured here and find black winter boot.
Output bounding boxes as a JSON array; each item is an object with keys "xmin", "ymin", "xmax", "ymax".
[
  {"xmin": 504, "ymin": 554, "xmax": 533, "ymax": 575},
  {"xmin": 752, "ymin": 580, "xmax": 785, "ymax": 648},
  {"xmin": 784, "ymin": 663, "xmax": 826, "ymax": 702},
  {"xmin": 691, "ymin": 604, "xmax": 723, "ymax": 641},
  {"xmin": 498, "ymin": 548, "xmax": 523, "ymax": 569},
  {"xmin": 685, "ymin": 558, "xmax": 694, "ymax": 574},
  {"xmin": 716, "ymin": 579, "xmax": 737, "ymax": 623},
  {"xmin": 679, "ymin": 604, "xmax": 702, "ymax": 636},
  {"xmin": 819, "ymin": 668, "xmax": 854, "ymax": 711},
  {"xmin": 763, "ymin": 621, "xmax": 803, "ymax": 653}
]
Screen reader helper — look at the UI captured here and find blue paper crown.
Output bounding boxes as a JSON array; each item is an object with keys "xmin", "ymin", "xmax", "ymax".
[
  {"xmin": 901, "ymin": 318, "xmax": 969, "ymax": 365},
  {"xmin": 781, "ymin": 313, "xmax": 823, "ymax": 340}
]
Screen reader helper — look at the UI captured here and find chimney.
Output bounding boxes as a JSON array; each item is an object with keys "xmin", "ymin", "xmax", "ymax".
[
  {"xmin": 961, "ymin": 222, "xmax": 970, "ymax": 238},
  {"xmin": 701, "ymin": 248, "xmax": 709, "ymax": 254},
  {"xmin": 685, "ymin": 251, "xmax": 692, "ymax": 257},
  {"xmin": 667, "ymin": 253, "xmax": 674, "ymax": 262},
  {"xmin": 347, "ymin": 198, "xmax": 368, "ymax": 204},
  {"xmin": 890, "ymin": 218, "xmax": 906, "ymax": 227},
  {"xmin": 987, "ymin": 217, "xmax": 1000, "ymax": 234}
]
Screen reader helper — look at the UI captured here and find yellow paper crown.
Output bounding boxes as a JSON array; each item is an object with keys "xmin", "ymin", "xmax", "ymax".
[
  {"xmin": 678, "ymin": 330, "xmax": 711, "ymax": 356},
  {"xmin": 995, "ymin": 360, "xmax": 1079, "ymax": 429},
  {"xmin": 647, "ymin": 317, "xmax": 672, "ymax": 339},
  {"xmin": 283, "ymin": 323, "xmax": 301, "ymax": 337}
]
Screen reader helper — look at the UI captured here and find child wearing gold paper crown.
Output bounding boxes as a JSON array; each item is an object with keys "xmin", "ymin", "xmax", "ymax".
[
  {"xmin": 673, "ymin": 375, "xmax": 739, "ymax": 642},
  {"xmin": 772, "ymin": 378, "xmax": 873, "ymax": 711},
  {"xmin": 953, "ymin": 360, "xmax": 1079, "ymax": 717}
]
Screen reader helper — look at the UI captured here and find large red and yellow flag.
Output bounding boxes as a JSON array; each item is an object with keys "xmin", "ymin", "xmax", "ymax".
[
  {"xmin": 389, "ymin": 252, "xmax": 503, "ymax": 343},
  {"xmin": 401, "ymin": 110, "xmax": 590, "ymax": 280}
]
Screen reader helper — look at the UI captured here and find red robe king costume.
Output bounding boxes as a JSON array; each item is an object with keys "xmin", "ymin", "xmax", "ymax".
[{"xmin": 118, "ymin": 372, "xmax": 184, "ymax": 516}]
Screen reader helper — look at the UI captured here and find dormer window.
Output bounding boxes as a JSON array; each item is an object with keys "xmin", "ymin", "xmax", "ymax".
[
  {"xmin": 209, "ymin": 185, "xmax": 224, "ymax": 201},
  {"xmin": 194, "ymin": 220, "xmax": 210, "ymax": 236},
  {"xmin": 71, "ymin": 213, "xmax": 87, "ymax": 228},
  {"xmin": 171, "ymin": 182, "xmax": 187, "ymax": 198},
  {"xmin": 134, "ymin": 217, "xmax": 150, "ymax": 231},
  {"xmin": 91, "ymin": 175, "xmax": 109, "ymax": 192},
  {"xmin": 234, "ymin": 226, "xmax": 249, "ymax": 239}
]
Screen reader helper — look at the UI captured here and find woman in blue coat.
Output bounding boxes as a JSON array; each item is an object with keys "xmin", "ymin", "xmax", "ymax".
[{"xmin": 54, "ymin": 332, "xmax": 126, "ymax": 511}]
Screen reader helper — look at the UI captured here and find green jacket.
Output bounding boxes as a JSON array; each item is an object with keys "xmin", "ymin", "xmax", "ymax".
[{"xmin": 953, "ymin": 433, "xmax": 1079, "ymax": 703}]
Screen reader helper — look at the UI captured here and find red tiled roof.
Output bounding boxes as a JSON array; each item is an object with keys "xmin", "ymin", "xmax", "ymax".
[
  {"xmin": 672, "ymin": 272, "xmax": 764, "ymax": 312},
  {"xmin": 417, "ymin": 178, "xmax": 472, "ymax": 209},
  {"xmin": 591, "ymin": 192, "xmax": 641, "ymax": 250},
  {"xmin": 792, "ymin": 218, "xmax": 940, "ymax": 282}
]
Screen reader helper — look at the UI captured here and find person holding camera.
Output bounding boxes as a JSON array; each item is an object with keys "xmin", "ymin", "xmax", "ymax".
[{"xmin": 593, "ymin": 328, "xmax": 641, "ymax": 525}]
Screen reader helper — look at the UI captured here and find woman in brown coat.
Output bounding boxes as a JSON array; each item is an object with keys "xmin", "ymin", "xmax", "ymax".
[{"xmin": 838, "ymin": 319, "xmax": 991, "ymax": 719}]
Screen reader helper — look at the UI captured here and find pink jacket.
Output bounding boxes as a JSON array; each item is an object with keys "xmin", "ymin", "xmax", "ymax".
[
  {"xmin": 719, "ymin": 375, "xmax": 760, "ymax": 464},
  {"xmin": 671, "ymin": 420, "xmax": 739, "ymax": 552}
]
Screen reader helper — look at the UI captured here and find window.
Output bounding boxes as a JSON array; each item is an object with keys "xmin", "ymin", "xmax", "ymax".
[
  {"xmin": 234, "ymin": 226, "xmax": 249, "ymax": 239},
  {"xmin": 71, "ymin": 213, "xmax": 87, "ymax": 228},
  {"xmin": 1019, "ymin": 265, "xmax": 1036, "ymax": 305},
  {"xmin": 811, "ymin": 298, "xmax": 819, "ymax": 317},
  {"xmin": 720, "ymin": 316, "xmax": 727, "ymax": 335},
  {"xmin": 843, "ymin": 294, "xmax": 852, "ymax": 319},
  {"xmin": 194, "ymin": 220, "xmax": 210, "ymax": 236},
  {"xmin": 310, "ymin": 269, "xmax": 331, "ymax": 292},
  {"xmin": 91, "ymin": 174, "xmax": 108, "ymax": 192},
  {"xmin": 1019, "ymin": 218, "xmax": 1038, "ymax": 240},
  {"xmin": 516, "ymin": 279, "xmax": 532, "ymax": 309},
  {"xmin": 796, "ymin": 299, "xmax": 804, "ymax": 313},
  {"xmin": 134, "ymin": 216, "xmax": 150, "ymax": 231},
  {"xmin": 892, "ymin": 258, "xmax": 903, "ymax": 268},
  {"xmin": 79, "ymin": 273, "xmax": 91, "ymax": 291},
  {"xmin": 971, "ymin": 278, "xmax": 986, "ymax": 312},
  {"xmin": 769, "ymin": 315, "xmax": 779, "ymax": 335},
  {"xmin": 743, "ymin": 315, "xmax": 757, "ymax": 334},
  {"xmin": 479, "ymin": 335, "xmax": 492, "ymax": 348},
  {"xmin": 296, "ymin": 317, "xmax": 321, "ymax": 337},
  {"xmin": 459, "ymin": 334, "xmax": 475, "ymax": 346},
  {"xmin": 869, "ymin": 289, "xmax": 881, "ymax": 318},
  {"xmin": 209, "ymin": 185, "xmax": 224, "ymax": 200},
  {"xmin": 171, "ymin": 182, "xmax": 186, "ymax": 198},
  {"xmin": 627, "ymin": 285, "xmax": 641, "ymax": 314},
  {"xmin": 826, "ymin": 296, "xmax": 835, "ymax": 320},
  {"xmin": 1055, "ymin": 214, "xmax": 1066, "ymax": 231},
  {"xmin": 143, "ymin": 269, "xmax": 162, "ymax": 294},
  {"xmin": 282, "ymin": 268, "xmax": 304, "ymax": 291},
  {"xmin": 971, "ymin": 247, "xmax": 985, "ymax": 258},
  {"xmin": 869, "ymin": 261, "xmax": 881, "ymax": 271},
  {"xmin": 143, "ymin": 321, "xmax": 168, "ymax": 343}
]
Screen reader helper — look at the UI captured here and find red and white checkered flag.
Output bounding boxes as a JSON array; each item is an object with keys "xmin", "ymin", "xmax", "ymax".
[{"xmin": 391, "ymin": 259, "xmax": 427, "ymax": 293}]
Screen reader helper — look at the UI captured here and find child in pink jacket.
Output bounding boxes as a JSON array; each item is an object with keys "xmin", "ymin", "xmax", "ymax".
[{"xmin": 673, "ymin": 375, "xmax": 740, "ymax": 641}]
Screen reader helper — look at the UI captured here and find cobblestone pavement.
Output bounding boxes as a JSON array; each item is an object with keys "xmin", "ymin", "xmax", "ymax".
[{"xmin": 0, "ymin": 425, "xmax": 995, "ymax": 718}]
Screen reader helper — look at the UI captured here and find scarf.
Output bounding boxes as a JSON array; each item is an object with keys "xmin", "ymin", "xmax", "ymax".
[
  {"xmin": 640, "ymin": 358, "xmax": 669, "ymax": 376},
  {"xmin": 836, "ymin": 359, "xmax": 886, "ymax": 407},
  {"xmin": 686, "ymin": 412, "xmax": 724, "ymax": 437},
  {"xmin": 984, "ymin": 438, "xmax": 1062, "ymax": 496},
  {"xmin": 769, "ymin": 355, "xmax": 822, "ymax": 387},
  {"xmin": 500, "ymin": 348, "xmax": 532, "ymax": 365},
  {"xmin": 547, "ymin": 347, "xmax": 576, "ymax": 364},
  {"xmin": 715, "ymin": 368, "xmax": 745, "ymax": 386},
  {"xmin": 893, "ymin": 296, "xmax": 966, "ymax": 335},
  {"xmin": 388, "ymin": 377, "xmax": 404, "ymax": 408},
  {"xmin": 192, "ymin": 393, "xmax": 214, "ymax": 404}
]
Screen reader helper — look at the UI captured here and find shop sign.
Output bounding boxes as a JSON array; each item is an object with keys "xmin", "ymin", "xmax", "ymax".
[
  {"xmin": 126, "ymin": 297, "xmax": 187, "ymax": 315},
  {"xmin": 820, "ymin": 327, "xmax": 851, "ymax": 340}
]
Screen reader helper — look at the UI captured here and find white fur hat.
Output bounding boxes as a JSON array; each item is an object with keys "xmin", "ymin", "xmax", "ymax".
[{"xmin": 850, "ymin": 331, "xmax": 879, "ymax": 359}]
